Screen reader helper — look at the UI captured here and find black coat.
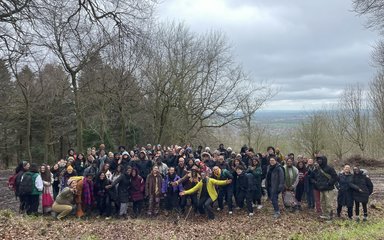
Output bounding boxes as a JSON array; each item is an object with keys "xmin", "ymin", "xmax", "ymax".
[
  {"xmin": 311, "ymin": 157, "xmax": 338, "ymax": 191},
  {"xmin": 351, "ymin": 172, "xmax": 373, "ymax": 203},
  {"xmin": 266, "ymin": 164, "xmax": 285, "ymax": 194},
  {"xmin": 336, "ymin": 173, "xmax": 354, "ymax": 207},
  {"xmin": 112, "ymin": 173, "xmax": 131, "ymax": 203},
  {"xmin": 247, "ymin": 166, "xmax": 262, "ymax": 200},
  {"xmin": 133, "ymin": 160, "xmax": 153, "ymax": 180},
  {"xmin": 236, "ymin": 172, "xmax": 251, "ymax": 193}
]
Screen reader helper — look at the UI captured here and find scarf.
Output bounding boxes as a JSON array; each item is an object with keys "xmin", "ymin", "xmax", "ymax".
[
  {"xmin": 82, "ymin": 179, "xmax": 94, "ymax": 205},
  {"xmin": 267, "ymin": 164, "xmax": 276, "ymax": 187},
  {"xmin": 285, "ymin": 166, "xmax": 298, "ymax": 188}
]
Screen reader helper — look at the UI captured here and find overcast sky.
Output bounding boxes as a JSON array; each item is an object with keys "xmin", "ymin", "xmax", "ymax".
[{"xmin": 156, "ymin": 0, "xmax": 379, "ymax": 110}]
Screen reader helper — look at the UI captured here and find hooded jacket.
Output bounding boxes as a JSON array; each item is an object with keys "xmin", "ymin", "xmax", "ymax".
[
  {"xmin": 311, "ymin": 156, "xmax": 338, "ymax": 191},
  {"xmin": 350, "ymin": 170, "xmax": 373, "ymax": 203}
]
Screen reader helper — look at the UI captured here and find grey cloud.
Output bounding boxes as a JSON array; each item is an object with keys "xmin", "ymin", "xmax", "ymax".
[{"xmin": 157, "ymin": 0, "xmax": 379, "ymax": 109}]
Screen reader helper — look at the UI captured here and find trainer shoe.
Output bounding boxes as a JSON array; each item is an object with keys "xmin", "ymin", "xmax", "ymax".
[
  {"xmin": 257, "ymin": 205, "xmax": 263, "ymax": 210},
  {"xmin": 228, "ymin": 211, "xmax": 233, "ymax": 215},
  {"xmin": 249, "ymin": 212, "xmax": 254, "ymax": 217}
]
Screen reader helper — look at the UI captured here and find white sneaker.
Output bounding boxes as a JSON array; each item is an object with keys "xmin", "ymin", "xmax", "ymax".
[
  {"xmin": 235, "ymin": 207, "xmax": 241, "ymax": 210},
  {"xmin": 105, "ymin": 217, "xmax": 111, "ymax": 220},
  {"xmin": 249, "ymin": 213, "xmax": 254, "ymax": 217},
  {"xmin": 257, "ymin": 205, "xmax": 263, "ymax": 210},
  {"xmin": 217, "ymin": 208, "xmax": 221, "ymax": 211},
  {"xmin": 228, "ymin": 211, "xmax": 233, "ymax": 215},
  {"xmin": 252, "ymin": 204, "xmax": 256, "ymax": 208}
]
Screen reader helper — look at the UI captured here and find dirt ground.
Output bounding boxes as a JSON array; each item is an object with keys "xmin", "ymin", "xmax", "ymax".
[{"xmin": 0, "ymin": 169, "xmax": 383, "ymax": 240}]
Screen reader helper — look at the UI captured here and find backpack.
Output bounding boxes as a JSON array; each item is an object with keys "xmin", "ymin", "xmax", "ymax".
[
  {"xmin": 8, "ymin": 173, "xmax": 18, "ymax": 191},
  {"xmin": 19, "ymin": 172, "xmax": 34, "ymax": 195}
]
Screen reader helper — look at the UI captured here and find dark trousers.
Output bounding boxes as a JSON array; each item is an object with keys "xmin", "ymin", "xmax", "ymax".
[
  {"xmin": 198, "ymin": 196, "xmax": 214, "ymax": 219},
  {"xmin": 236, "ymin": 190, "xmax": 253, "ymax": 213},
  {"xmin": 355, "ymin": 201, "xmax": 368, "ymax": 217},
  {"xmin": 306, "ymin": 185, "xmax": 315, "ymax": 208},
  {"xmin": 165, "ymin": 191, "xmax": 180, "ymax": 211},
  {"xmin": 337, "ymin": 205, "xmax": 353, "ymax": 218},
  {"xmin": 250, "ymin": 190, "xmax": 261, "ymax": 205},
  {"xmin": 268, "ymin": 190, "xmax": 280, "ymax": 213},
  {"xmin": 218, "ymin": 186, "xmax": 233, "ymax": 211},
  {"xmin": 19, "ymin": 194, "xmax": 28, "ymax": 213},
  {"xmin": 180, "ymin": 194, "xmax": 198, "ymax": 213},
  {"xmin": 53, "ymin": 181, "xmax": 60, "ymax": 200},
  {"xmin": 25, "ymin": 194, "xmax": 40, "ymax": 215},
  {"xmin": 96, "ymin": 195, "xmax": 111, "ymax": 217},
  {"xmin": 295, "ymin": 182, "xmax": 305, "ymax": 203},
  {"xmin": 132, "ymin": 200, "xmax": 143, "ymax": 216}
]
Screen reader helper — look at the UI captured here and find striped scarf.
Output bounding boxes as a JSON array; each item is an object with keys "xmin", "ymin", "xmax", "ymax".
[{"xmin": 82, "ymin": 179, "xmax": 94, "ymax": 206}]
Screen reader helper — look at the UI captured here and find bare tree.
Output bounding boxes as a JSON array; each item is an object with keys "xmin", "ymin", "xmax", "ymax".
[
  {"xmin": 28, "ymin": 0, "xmax": 156, "ymax": 152},
  {"xmin": 324, "ymin": 107, "xmax": 352, "ymax": 160},
  {"xmin": 294, "ymin": 112, "xmax": 327, "ymax": 158},
  {"xmin": 238, "ymin": 81, "xmax": 275, "ymax": 147},
  {"xmin": 370, "ymin": 72, "xmax": 384, "ymax": 134},
  {"xmin": 340, "ymin": 84, "xmax": 370, "ymax": 155}
]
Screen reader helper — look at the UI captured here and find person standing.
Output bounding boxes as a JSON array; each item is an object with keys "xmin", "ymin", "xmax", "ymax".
[
  {"xmin": 20, "ymin": 163, "xmax": 43, "ymax": 215},
  {"xmin": 283, "ymin": 158, "xmax": 299, "ymax": 212},
  {"xmin": 351, "ymin": 167, "xmax": 373, "ymax": 222},
  {"xmin": 14, "ymin": 161, "xmax": 30, "ymax": 213},
  {"xmin": 145, "ymin": 166, "xmax": 163, "ymax": 216},
  {"xmin": 162, "ymin": 167, "xmax": 183, "ymax": 215},
  {"xmin": 311, "ymin": 156, "xmax": 338, "ymax": 220},
  {"xmin": 212, "ymin": 166, "xmax": 234, "ymax": 214},
  {"xmin": 336, "ymin": 164, "xmax": 354, "ymax": 219},
  {"xmin": 266, "ymin": 157, "xmax": 284, "ymax": 218}
]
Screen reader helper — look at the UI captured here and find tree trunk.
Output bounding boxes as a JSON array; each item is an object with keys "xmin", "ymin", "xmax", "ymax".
[
  {"xmin": 72, "ymin": 73, "xmax": 83, "ymax": 153},
  {"xmin": 26, "ymin": 102, "xmax": 33, "ymax": 163},
  {"xmin": 119, "ymin": 105, "xmax": 126, "ymax": 146}
]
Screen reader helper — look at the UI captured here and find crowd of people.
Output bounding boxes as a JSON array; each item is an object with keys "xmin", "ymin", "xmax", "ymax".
[{"xmin": 8, "ymin": 143, "xmax": 374, "ymax": 222}]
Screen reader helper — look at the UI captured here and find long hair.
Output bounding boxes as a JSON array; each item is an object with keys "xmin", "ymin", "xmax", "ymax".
[{"xmin": 40, "ymin": 164, "xmax": 52, "ymax": 182}]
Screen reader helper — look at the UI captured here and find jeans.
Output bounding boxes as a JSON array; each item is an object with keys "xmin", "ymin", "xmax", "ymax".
[
  {"xmin": 270, "ymin": 191, "xmax": 280, "ymax": 213},
  {"xmin": 236, "ymin": 190, "xmax": 253, "ymax": 213},
  {"xmin": 218, "ymin": 185, "xmax": 233, "ymax": 211},
  {"xmin": 198, "ymin": 197, "xmax": 214, "ymax": 219},
  {"xmin": 180, "ymin": 194, "xmax": 198, "ymax": 213}
]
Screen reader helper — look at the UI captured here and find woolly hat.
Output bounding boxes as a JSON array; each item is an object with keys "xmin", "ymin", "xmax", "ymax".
[{"xmin": 122, "ymin": 151, "xmax": 129, "ymax": 156}]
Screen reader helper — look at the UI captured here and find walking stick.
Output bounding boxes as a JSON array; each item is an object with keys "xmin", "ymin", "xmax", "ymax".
[{"xmin": 184, "ymin": 205, "xmax": 193, "ymax": 221}]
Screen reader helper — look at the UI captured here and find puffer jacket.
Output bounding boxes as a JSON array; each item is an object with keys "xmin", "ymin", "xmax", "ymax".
[
  {"xmin": 350, "ymin": 171, "xmax": 373, "ymax": 203},
  {"xmin": 311, "ymin": 156, "xmax": 338, "ymax": 191}
]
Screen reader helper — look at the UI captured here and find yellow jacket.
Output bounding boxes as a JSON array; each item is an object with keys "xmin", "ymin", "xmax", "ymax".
[{"xmin": 184, "ymin": 177, "xmax": 228, "ymax": 201}]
